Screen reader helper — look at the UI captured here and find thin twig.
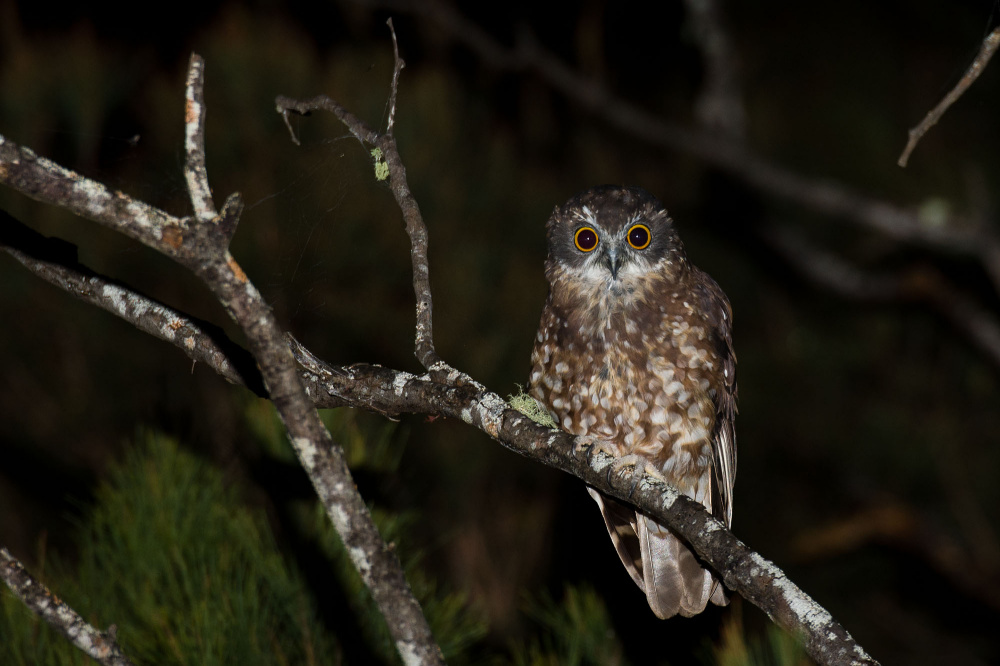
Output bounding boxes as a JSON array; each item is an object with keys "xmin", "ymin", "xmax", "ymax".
[
  {"xmin": 184, "ymin": 54, "xmax": 216, "ymax": 220},
  {"xmin": 386, "ymin": 18, "xmax": 405, "ymax": 134},
  {"xmin": 277, "ymin": 22, "xmax": 455, "ymax": 375},
  {"xmin": 0, "ymin": 211, "xmax": 262, "ymax": 391},
  {"xmin": 1, "ymin": 547, "xmax": 135, "ymax": 666},
  {"xmin": 898, "ymin": 26, "xmax": 1000, "ymax": 168}
]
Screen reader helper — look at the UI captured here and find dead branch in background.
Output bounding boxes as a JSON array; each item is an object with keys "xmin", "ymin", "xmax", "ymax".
[
  {"xmin": 898, "ymin": 26, "xmax": 1000, "ymax": 167},
  {"xmin": 791, "ymin": 501, "xmax": 1000, "ymax": 613},
  {"xmin": 682, "ymin": 0, "xmax": 746, "ymax": 137},
  {"xmin": 351, "ymin": 0, "xmax": 1000, "ymax": 368},
  {"xmin": 764, "ymin": 227, "xmax": 1000, "ymax": 368},
  {"xmin": 0, "ymin": 548, "xmax": 134, "ymax": 666}
]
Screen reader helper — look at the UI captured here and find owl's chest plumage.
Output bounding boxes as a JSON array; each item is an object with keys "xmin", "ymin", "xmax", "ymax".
[{"xmin": 529, "ymin": 265, "xmax": 721, "ymax": 494}]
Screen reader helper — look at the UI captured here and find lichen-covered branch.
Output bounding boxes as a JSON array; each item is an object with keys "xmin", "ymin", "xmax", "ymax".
[
  {"xmin": 296, "ymin": 357, "xmax": 878, "ymax": 666},
  {"xmin": 0, "ymin": 40, "xmax": 881, "ymax": 666},
  {"xmin": 1, "ymin": 167, "xmax": 878, "ymax": 666},
  {"xmin": 0, "ymin": 56, "xmax": 443, "ymax": 666},
  {"xmin": 0, "ymin": 547, "xmax": 135, "ymax": 666},
  {"xmin": 184, "ymin": 54, "xmax": 217, "ymax": 221},
  {"xmin": 0, "ymin": 211, "xmax": 260, "ymax": 390}
]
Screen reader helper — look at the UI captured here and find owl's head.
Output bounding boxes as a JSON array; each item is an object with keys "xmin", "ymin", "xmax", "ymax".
[{"xmin": 545, "ymin": 186, "xmax": 686, "ymax": 290}]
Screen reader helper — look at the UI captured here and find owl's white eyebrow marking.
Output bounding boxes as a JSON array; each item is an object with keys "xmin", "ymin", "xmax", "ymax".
[
  {"xmin": 574, "ymin": 205, "xmax": 598, "ymax": 226},
  {"xmin": 628, "ymin": 212, "xmax": 644, "ymax": 224}
]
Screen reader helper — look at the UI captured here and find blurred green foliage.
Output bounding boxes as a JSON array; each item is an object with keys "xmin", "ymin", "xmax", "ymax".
[
  {"xmin": 1, "ymin": 431, "xmax": 339, "ymax": 665},
  {"xmin": 0, "ymin": 413, "xmax": 812, "ymax": 666},
  {"xmin": 510, "ymin": 584, "xmax": 628, "ymax": 666}
]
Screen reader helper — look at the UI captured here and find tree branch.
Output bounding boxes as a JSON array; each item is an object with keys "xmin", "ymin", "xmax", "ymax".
[
  {"xmin": 278, "ymin": 19, "xmax": 491, "ymax": 390},
  {"xmin": 258, "ymin": 347, "xmax": 885, "ymax": 666},
  {"xmin": 0, "ymin": 41, "xmax": 882, "ymax": 666},
  {"xmin": 0, "ymin": 55, "xmax": 443, "ymax": 666},
  {"xmin": 184, "ymin": 54, "xmax": 217, "ymax": 221},
  {"xmin": 898, "ymin": 26, "xmax": 1000, "ymax": 168},
  {"xmin": 0, "ymin": 547, "xmax": 135, "ymax": 666},
  {"xmin": 0, "ymin": 226, "xmax": 880, "ymax": 666},
  {"xmin": 0, "ymin": 211, "xmax": 263, "ymax": 392},
  {"xmin": 765, "ymin": 226, "xmax": 1000, "ymax": 369}
]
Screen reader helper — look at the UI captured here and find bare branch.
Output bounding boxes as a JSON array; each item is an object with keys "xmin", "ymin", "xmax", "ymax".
[
  {"xmin": 1, "ymin": 39, "xmax": 884, "ymax": 666},
  {"xmin": 184, "ymin": 53, "xmax": 216, "ymax": 220},
  {"xmin": 0, "ymin": 57, "xmax": 444, "ymax": 666},
  {"xmin": 0, "ymin": 211, "xmax": 262, "ymax": 391},
  {"xmin": 765, "ymin": 226, "xmax": 1000, "ymax": 370},
  {"xmin": 791, "ymin": 502, "xmax": 1000, "ymax": 613},
  {"xmin": 1, "ymin": 547, "xmax": 135, "ymax": 666},
  {"xmin": 277, "ymin": 23, "xmax": 461, "ymax": 376},
  {"xmin": 386, "ymin": 18, "xmax": 405, "ymax": 134},
  {"xmin": 898, "ymin": 26, "xmax": 1000, "ymax": 168}
]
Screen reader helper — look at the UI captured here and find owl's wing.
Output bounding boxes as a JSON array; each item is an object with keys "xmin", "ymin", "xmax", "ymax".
[
  {"xmin": 697, "ymin": 273, "xmax": 737, "ymax": 528},
  {"xmin": 586, "ymin": 487, "xmax": 644, "ymax": 589},
  {"xmin": 587, "ymin": 489, "xmax": 725, "ymax": 618}
]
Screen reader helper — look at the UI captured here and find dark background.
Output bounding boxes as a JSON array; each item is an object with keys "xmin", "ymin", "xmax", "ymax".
[{"xmin": 2, "ymin": 1, "xmax": 999, "ymax": 663}]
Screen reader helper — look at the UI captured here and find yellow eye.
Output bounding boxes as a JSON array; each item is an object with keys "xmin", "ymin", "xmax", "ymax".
[
  {"xmin": 627, "ymin": 224, "xmax": 651, "ymax": 250},
  {"xmin": 574, "ymin": 227, "xmax": 599, "ymax": 252}
]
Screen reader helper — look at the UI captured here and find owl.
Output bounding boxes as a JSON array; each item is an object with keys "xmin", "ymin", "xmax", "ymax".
[{"xmin": 529, "ymin": 185, "xmax": 736, "ymax": 619}]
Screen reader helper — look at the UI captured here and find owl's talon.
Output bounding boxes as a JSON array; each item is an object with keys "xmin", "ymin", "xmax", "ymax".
[
  {"xmin": 605, "ymin": 453, "xmax": 643, "ymax": 490},
  {"xmin": 576, "ymin": 436, "xmax": 620, "ymax": 469}
]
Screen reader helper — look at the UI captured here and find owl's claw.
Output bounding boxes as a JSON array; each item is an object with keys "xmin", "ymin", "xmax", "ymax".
[
  {"xmin": 574, "ymin": 436, "xmax": 618, "ymax": 466},
  {"xmin": 606, "ymin": 454, "xmax": 653, "ymax": 498}
]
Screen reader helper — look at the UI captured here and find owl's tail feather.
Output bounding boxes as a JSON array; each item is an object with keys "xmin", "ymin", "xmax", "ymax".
[
  {"xmin": 588, "ymin": 490, "xmax": 727, "ymax": 619},
  {"xmin": 638, "ymin": 516, "xmax": 727, "ymax": 618}
]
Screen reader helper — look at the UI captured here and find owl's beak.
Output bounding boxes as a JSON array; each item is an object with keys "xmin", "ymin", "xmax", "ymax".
[{"xmin": 603, "ymin": 245, "xmax": 622, "ymax": 280}]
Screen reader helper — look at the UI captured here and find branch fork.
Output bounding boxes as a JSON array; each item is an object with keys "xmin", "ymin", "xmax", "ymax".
[{"xmin": 0, "ymin": 24, "xmax": 882, "ymax": 666}]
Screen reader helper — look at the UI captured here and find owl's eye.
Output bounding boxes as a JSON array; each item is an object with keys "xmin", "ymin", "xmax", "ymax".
[
  {"xmin": 627, "ymin": 224, "xmax": 651, "ymax": 250},
  {"xmin": 574, "ymin": 227, "xmax": 599, "ymax": 252}
]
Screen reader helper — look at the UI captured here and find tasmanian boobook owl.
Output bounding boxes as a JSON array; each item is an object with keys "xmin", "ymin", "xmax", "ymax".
[{"xmin": 529, "ymin": 185, "xmax": 736, "ymax": 619}]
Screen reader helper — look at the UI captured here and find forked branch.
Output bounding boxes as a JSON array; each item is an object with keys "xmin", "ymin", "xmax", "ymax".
[
  {"xmin": 0, "ymin": 53, "xmax": 443, "ymax": 666},
  {"xmin": 0, "ymin": 36, "xmax": 881, "ymax": 666}
]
